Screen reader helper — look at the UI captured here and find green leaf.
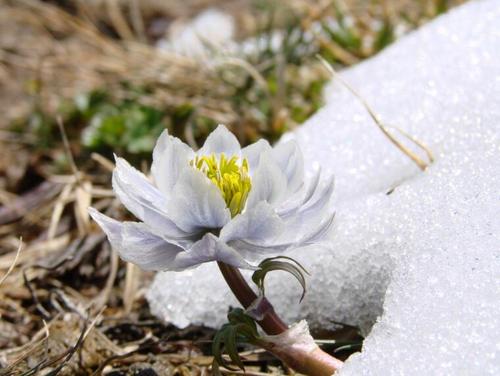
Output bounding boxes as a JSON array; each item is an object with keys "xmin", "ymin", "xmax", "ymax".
[
  {"xmin": 212, "ymin": 328, "xmax": 225, "ymax": 368},
  {"xmin": 374, "ymin": 19, "xmax": 395, "ymax": 52},
  {"xmin": 211, "ymin": 358, "xmax": 222, "ymax": 376},
  {"xmin": 225, "ymin": 326, "xmax": 245, "ymax": 371},
  {"xmin": 211, "ymin": 308, "xmax": 262, "ymax": 373},
  {"xmin": 227, "ymin": 308, "xmax": 258, "ymax": 336},
  {"xmin": 212, "ymin": 325, "xmax": 238, "ymax": 371},
  {"xmin": 252, "ymin": 256, "xmax": 309, "ymax": 302},
  {"xmin": 262, "ymin": 255, "xmax": 310, "ymax": 273}
]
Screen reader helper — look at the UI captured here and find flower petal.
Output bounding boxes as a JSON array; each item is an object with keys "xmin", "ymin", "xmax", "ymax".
[
  {"xmin": 241, "ymin": 139, "xmax": 272, "ymax": 173},
  {"xmin": 89, "ymin": 208, "xmax": 185, "ymax": 271},
  {"xmin": 276, "ymin": 167, "xmax": 321, "ymax": 217},
  {"xmin": 231, "ymin": 211, "xmax": 336, "ymax": 255},
  {"xmin": 115, "ymin": 156, "xmax": 165, "ymax": 205},
  {"xmin": 197, "ymin": 124, "xmax": 241, "ymax": 156},
  {"xmin": 151, "ymin": 129, "xmax": 194, "ymax": 195},
  {"xmin": 296, "ymin": 174, "xmax": 335, "ymax": 218},
  {"xmin": 88, "ymin": 207, "xmax": 122, "ymax": 244},
  {"xmin": 165, "ymin": 233, "xmax": 257, "ymax": 270},
  {"xmin": 166, "ymin": 167, "xmax": 231, "ymax": 232},
  {"xmin": 272, "ymin": 140, "xmax": 304, "ymax": 194},
  {"xmin": 246, "ymin": 152, "xmax": 288, "ymax": 209},
  {"xmin": 219, "ymin": 201, "xmax": 284, "ymax": 243},
  {"xmin": 113, "ymin": 156, "xmax": 192, "ymax": 239},
  {"xmin": 278, "ymin": 209, "xmax": 335, "ymax": 245}
]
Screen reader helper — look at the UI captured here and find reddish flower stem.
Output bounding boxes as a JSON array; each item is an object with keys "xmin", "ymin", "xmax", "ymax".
[
  {"xmin": 217, "ymin": 261, "xmax": 287, "ymax": 335},
  {"xmin": 217, "ymin": 261, "xmax": 343, "ymax": 375}
]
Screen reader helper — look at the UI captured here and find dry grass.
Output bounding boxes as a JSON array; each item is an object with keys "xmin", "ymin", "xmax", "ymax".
[
  {"xmin": 0, "ymin": 0, "xmax": 230, "ymax": 126},
  {"xmin": 0, "ymin": 0, "xmax": 465, "ymax": 137},
  {"xmin": 0, "ymin": 0, "xmax": 465, "ymax": 374}
]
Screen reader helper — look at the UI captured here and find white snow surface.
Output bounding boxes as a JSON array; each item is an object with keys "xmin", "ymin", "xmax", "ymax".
[
  {"xmin": 148, "ymin": 1, "xmax": 500, "ymax": 374},
  {"xmin": 156, "ymin": 8, "xmax": 234, "ymax": 58}
]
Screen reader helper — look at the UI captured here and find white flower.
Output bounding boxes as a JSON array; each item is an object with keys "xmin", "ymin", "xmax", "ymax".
[{"xmin": 89, "ymin": 125, "xmax": 335, "ymax": 271}]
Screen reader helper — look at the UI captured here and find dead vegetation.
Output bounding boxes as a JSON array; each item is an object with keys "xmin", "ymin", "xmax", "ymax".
[{"xmin": 0, "ymin": 0, "xmax": 464, "ymax": 374}]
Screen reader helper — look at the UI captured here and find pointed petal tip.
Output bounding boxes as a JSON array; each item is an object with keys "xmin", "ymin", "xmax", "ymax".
[
  {"xmin": 114, "ymin": 155, "xmax": 131, "ymax": 169},
  {"xmin": 153, "ymin": 128, "xmax": 172, "ymax": 152},
  {"xmin": 211, "ymin": 124, "xmax": 232, "ymax": 138},
  {"xmin": 198, "ymin": 124, "xmax": 241, "ymax": 156},
  {"xmin": 87, "ymin": 207, "xmax": 120, "ymax": 227},
  {"xmin": 216, "ymin": 123, "xmax": 229, "ymax": 130},
  {"xmin": 87, "ymin": 206, "xmax": 104, "ymax": 222}
]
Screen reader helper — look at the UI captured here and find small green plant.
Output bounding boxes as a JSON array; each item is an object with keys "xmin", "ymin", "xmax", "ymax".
[
  {"xmin": 78, "ymin": 92, "xmax": 167, "ymax": 155},
  {"xmin": 11, "ymin": 88, "xmax": 219, "ymax": 159},
  {"xmin": 212, "ymin": 308, "xmax": 261, "ymax": 375}
]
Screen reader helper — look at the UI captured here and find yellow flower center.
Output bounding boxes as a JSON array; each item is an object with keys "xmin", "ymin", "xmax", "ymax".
[{"xmin": 191, "ymin": 153, "xmax": 252, "ymax": 217}]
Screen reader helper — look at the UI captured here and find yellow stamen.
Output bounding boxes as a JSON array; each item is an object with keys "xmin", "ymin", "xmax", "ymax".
[{"xmin": 190, "ymin": 153, "xmax": 252, "ymax": 217}]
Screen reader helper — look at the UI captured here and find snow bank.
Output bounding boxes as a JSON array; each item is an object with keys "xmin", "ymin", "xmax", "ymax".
[
  {"xmin": 156, "ymin": 9, "xmax": 234, "ymax": 58},
  {"xmin": 148, "ymin": 1, "xmax": 500, "ymax": 374}
]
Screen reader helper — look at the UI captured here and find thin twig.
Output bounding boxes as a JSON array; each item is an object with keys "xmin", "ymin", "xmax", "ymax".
[
  {"xmin": 105, "ymin": 0, "xmax": 134, "ymax": 40},
  {"xmin": 93, "ymin": 245, "xmax": 119, "ymax": 314},
  {"xmin": 91, "ymin": 153, "xmax": 115, "ymax": 172},
  {"xmin": 56, "ymin": 117, "xmax": 80, "ymax": 178},
  {"xmin": 318, "ymin": 55, "xmax": 433, "ymax": 170},
  {"xmin": 22, "ymin": 268, "xmax": 51, "ymax": 320},
  {"xmin": 0, "ymin": 238, "xmax": 22, "ymax": 287},
  {"xmin": 129, "ymin": 0, "xmax": 146, "ymax": 42},
  {"xmin": 216, "ymin": 57, "xmax": 270, "ymax": 97},
  {"xmin": 122, "ymin": 261, "xmax": 139, "ymax": 314}
]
